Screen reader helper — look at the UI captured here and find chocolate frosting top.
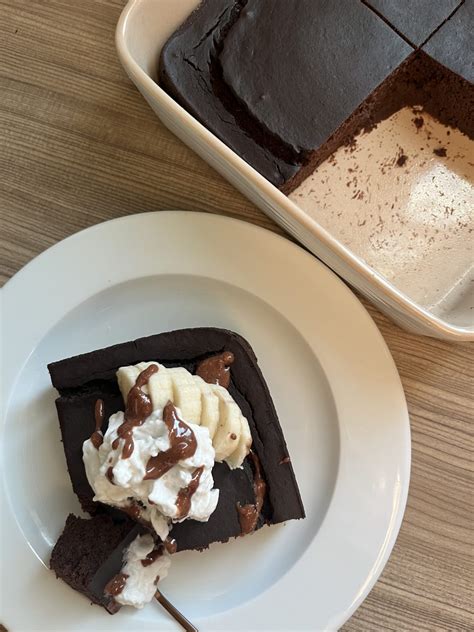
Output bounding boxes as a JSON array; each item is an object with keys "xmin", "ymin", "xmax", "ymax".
[
  {"xmin": 219, "ymin": 0, "xmax": 413, "ymax": 154},
  {"xmin": 422, "ymin": 1, "xmax": 474, "ymax": 83},
  {"xmin": 159, "ymin": 0, "xmax": 299, "ymax": 188},
  {"xmin": 365, "ymin": 0, "xmax": 462, "ymax": 47}
]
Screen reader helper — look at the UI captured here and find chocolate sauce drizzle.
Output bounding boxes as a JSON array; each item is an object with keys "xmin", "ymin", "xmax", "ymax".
[
  {"xmin": 105, "ymin": 364, "xmax": 211, "ymax": 525},
  {"xmin": 164, "ymin": 537, "xmax": 177, "ymax": 555},
  {"xmin": 104, "ymin": 572, "xmax": 128, "ymax": 597},
  {"xmin": 237, "ymin": 452, "xmax": 266, "ymax": 535},
  {"xmin": 112, "ymin": 364, "xmax": 158, "ymax": 459},
  {"xmin": 90, "ymin": 399, "xmax": 104, "ymax": 449},
  {"xmin": 141, "ymin": 545, "xmax": 164, "ymax": 567},
  {"xmin": 196, "ymin": 351, "xmax": 234, "ymax": 388},
  {"xmin": 175, "ymin": 467, "xmax": 204, "ymax": 520},
  {"xmin": 144, "ymin": 402, "xmax": 197, "ymax": 480},
  {"xmin": 121, "ymin": 502, "xmax": 141, "ymax": 521},
  {"xmin": 106, "ymin": 466, "xmax": 114, "ymax": 484}
]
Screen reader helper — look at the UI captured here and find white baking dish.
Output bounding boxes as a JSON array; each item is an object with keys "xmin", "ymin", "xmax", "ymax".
[{"xmin": 116, "ymin": 0, "xmax": 473, "ymax": 341}]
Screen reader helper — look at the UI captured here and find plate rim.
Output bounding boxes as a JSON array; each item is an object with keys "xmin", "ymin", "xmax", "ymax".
[{"xmin": 1, "ymin": 211, "xmax": 411, "ymax": 630}]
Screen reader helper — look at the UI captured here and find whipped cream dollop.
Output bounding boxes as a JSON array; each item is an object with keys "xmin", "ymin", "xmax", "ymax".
[
  {"xmin": 83, "ymin": 404, "xmax": 219, "ymax": 541},
  {"xmin": 113, "ymin": 534, "xmax": 171, "ymax": 609}
]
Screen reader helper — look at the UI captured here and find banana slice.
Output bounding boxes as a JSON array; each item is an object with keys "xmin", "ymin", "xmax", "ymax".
[
  {"xmin": 117, "ymin": 362, "xmax": 252, "ymax": 467},
  {"xmin": 146, "ymin": 365, "xmax": 173, "ymax": 411},
  {"xmin": 212, "ymin": 385, "xmax": 242, "ymax": 461},
  {"xmin": 225, "ymin": 415, "xmax": 253, "ymax": 469},
  {"xmin": 117, "ymin": 362, "xmax": 167, "ymax": 409},
  {"xmin": 167, "ymin": 367, "xmax": 202, "ymax": 424},
  {"xmin": 194, "ymin": 375, "xmax": 219, "ymax": 438},
  {"xmin": 117, "ymin": 364, "xmax": 141, "ymax": 401}
]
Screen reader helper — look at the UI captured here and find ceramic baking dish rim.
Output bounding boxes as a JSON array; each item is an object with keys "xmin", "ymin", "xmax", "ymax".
[{"xmin": 116, "ymin": 0, "xmax": 473, "ymax": 342}]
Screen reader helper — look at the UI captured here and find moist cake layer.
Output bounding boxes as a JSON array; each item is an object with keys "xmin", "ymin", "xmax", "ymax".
[{"xmin": 50, "ymin": 514, "xmax": 139, "ymax": 613}]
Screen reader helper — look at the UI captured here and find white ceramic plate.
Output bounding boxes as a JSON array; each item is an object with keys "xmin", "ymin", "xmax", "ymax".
[
  {"xmin": 116, "ymin": 0, "xmax": 473, "ymax": 341},
  {"xmin": 1, "ymin": 212, "xmax": 410, "ymax": 631}
]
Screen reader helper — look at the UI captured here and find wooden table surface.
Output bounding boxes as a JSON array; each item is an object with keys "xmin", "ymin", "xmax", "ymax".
[{"xmin": 1, "ymin": 2, "xmax": 473, "ymax": 630}]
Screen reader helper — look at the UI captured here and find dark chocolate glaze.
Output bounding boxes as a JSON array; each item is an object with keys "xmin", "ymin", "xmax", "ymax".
[
  {"xmin": 363, "ymin": 0, "xmax": 462, "ymax": 47},
  {"xmin": 422, "ymin": 0, "xmax": 474, "ymax": 82},
  {"xmin": 48, "ymin": 328, "xmax": 305, "ymax": 552}
]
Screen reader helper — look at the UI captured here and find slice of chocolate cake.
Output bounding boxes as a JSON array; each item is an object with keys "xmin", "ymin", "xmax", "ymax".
[
  {"xmin": 159, "ymin": 0, "xmax": 299, "ymax": 188},
  {"xmin": 48, "ymin": 328, "xmax": 305, "ymax": 552},
  {"xmin": 50, "ymin": 514, "xmax": 141, "ymax": 614},
  {"xmin": 159, "ymin": 0, "xmax": 413, "ymax": 192},
  {"xmin": 219, "ymin": 0, "xmax": 412, "ymax": 156}
]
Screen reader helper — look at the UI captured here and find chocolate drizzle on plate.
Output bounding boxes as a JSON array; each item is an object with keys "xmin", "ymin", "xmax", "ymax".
[
  {"xmin": 104, "ymin": 572, "xmax": 128, "ymax": 597},
  {"xmin": 196, "ymin": 351, "xmax": 234, "ymax": 388},
  {"xmin": 90, "ymin": 399, "xmax": 104, "ymax": 449},
  {"xmin": 237, "ymin": 452, "xmax": 266, "ymax": 535},
  {"xmin": 175, "ymin": 466, "xmax": 204, "ymax": 519},
  {"xmin": 112, "ymin": 364, "xmax": 158, "ymax": 459},
  {"xmin": 144, "ymin": 402, "xmax": 197, "ymax": 480}
]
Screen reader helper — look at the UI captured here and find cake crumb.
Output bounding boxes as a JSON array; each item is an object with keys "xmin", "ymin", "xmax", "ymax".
[
  {"xmin": 396, "ymin": 153, "xmax": 408, "ymax": 167},
  {"xmin": 433, "ymin": 147, "xmax": 447, "ymax": 157},
  {"xmin": 413, "ymin": 116, "xmax": 424, "ymax": 129}
]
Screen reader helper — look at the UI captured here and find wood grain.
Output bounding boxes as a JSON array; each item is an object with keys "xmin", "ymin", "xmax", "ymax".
[{"xmin": 1, "ymin": 2, "xmax": 473, "ymax": 630}]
